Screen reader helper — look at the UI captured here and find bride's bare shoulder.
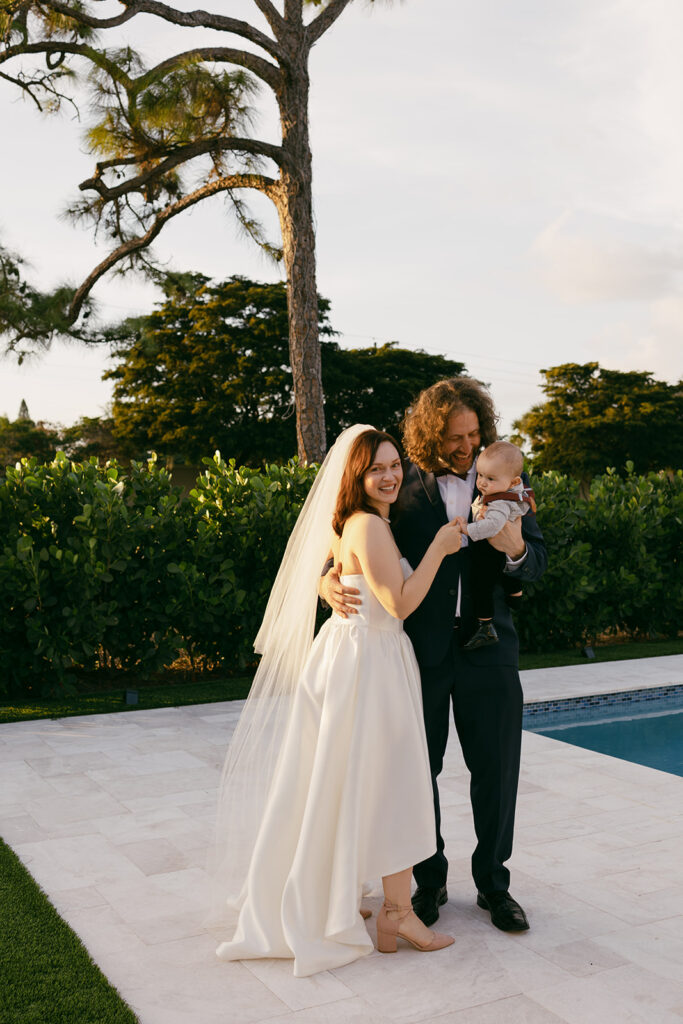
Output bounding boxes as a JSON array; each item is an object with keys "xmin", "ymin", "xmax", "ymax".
[
  {"xmin": 342, "ymin": 513, "xmax": 391, "ymax": 552},
  {"xmin": 343, "ymin": 511, "xmax": 384, "ymax": 534}
]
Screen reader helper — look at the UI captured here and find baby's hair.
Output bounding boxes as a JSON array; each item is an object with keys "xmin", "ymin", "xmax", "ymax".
[{"xmin": 479, "ymin": 440, "xmax": 523, "ymax": 477}]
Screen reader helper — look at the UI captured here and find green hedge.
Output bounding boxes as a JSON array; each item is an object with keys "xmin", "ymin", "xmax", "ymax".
[
  {"xmin": 0, "ymin": 455, "xmax": 680, "ymax": 695},
  {"xmin": 515, "ymin": 467, "xmax": 683, "ymax": 651},
  {"xmin": 0, "ymin": 453, "xmax": 315, "ymax": 695}
]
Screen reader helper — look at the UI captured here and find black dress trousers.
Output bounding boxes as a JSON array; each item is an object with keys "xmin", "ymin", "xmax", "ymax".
[{"xmin": 412, "ymin": 632, "xmax": 524, "ymax": 894}]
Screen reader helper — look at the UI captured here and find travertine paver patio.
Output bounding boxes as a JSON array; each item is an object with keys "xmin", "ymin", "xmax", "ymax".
[{"xmin": 1, "ymin": 657, "xmax": 682, "ymax": 1024}]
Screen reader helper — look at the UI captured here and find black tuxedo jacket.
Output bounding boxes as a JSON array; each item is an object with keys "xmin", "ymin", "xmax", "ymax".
[{"xmin": 391, "ymin": 462, "xmax": 547, "ymax": 669}]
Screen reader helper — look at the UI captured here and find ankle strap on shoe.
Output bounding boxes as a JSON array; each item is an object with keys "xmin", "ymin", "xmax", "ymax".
[{"xmin": 382, "ymin": 900, "xmax": 413, "ymax": 917}]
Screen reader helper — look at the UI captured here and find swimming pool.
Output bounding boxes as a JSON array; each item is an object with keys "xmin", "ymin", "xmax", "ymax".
[{"xmin": 523, "ymin": 687, "xmax": 683, "ymax": 778}]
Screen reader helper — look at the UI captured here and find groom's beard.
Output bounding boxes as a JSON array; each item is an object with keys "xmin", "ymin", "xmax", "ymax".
[{"xmin": 440, "ymin": 450, "xmax": 476, "ymax": 475}]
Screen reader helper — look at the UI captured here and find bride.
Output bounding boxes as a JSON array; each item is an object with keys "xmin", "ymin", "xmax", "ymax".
[{"xmin": 213, "ymin": 426, "xmax": 463, "ymax": 977}]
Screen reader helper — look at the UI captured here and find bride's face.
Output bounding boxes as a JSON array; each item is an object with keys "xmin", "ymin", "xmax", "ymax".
[{"xmin": 362, "ymin": 442, "xmax": 403, "ymax": 508}]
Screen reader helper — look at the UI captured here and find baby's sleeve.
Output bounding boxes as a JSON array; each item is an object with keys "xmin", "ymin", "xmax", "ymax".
[{"xmin": 466, "ymin": 502, "xmax": 512, "ymax": 541}]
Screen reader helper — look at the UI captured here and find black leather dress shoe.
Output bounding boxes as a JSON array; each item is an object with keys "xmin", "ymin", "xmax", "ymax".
[
  {"xmin": 463, "ymin": 621, "xmax": 499, "ymax": 650},
  {"xmin": 477, "ymin": 891, "xmax": 529, "ymax": 931},
  {"xmin": 411, "ymin": 885, "xmax": 448, "ymax": 926}
]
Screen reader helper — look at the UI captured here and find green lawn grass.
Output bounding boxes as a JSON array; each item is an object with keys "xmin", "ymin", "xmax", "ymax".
[
  {"xmin": 1, "ymin": 637, "xmax": 681, "ymax": 725},
  {"xmin": 518, "ymin": 636, "xmax": 682, "ymax": 671},
  {"xmin": 0, "ymin": 676, "xmax": 252, "ymax": 724},
  {"xmin": 0, "ymin": 840, "xmax": 138, "ymax": 1024}
]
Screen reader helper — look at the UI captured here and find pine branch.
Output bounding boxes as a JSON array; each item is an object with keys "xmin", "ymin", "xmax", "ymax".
[
  {"xmin": 40, "ymin": 1, "xmax": 286, "ymax": 61},
  {"xmin": 0, "ymin": 243, "xmax": 93, "ymax": 354},
  {"xmin": 79, "ymin": 136, "xmax": 287, "ymax": 200},
  {"xmin": 68, "ymin": 172, "xmax": 279, "ymax": 320},
  {"xmin": 284, "ymin": 0, "xmax": 303, "ymax": 22},
  {"xmin": 0, "ymin": 40, "xmax": 134, "ymax": 87},
  {"xmin": 89, "ymin": 155, "xmax": 139, "ymax": 174},
  {"xmin": 227, "ymin": 187, "xmax": 283, "ymax": 262},
  {"xmin": 141, "ymin": 46, "xmax": 281, "ymax": 91},
  {"xmin": 0, "ymin": 65, "xmax": 75, "ymax": 111},
  {"xmin": 305, "ymin": 0, "xmax": 354, "ymax": 47},
  {"xmin": 250, "ymin": 0, "xmax": 285, "ymax": 37}
]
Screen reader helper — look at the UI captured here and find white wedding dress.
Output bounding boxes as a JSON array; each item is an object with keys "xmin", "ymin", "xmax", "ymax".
[{"xmin": 216, "ymin": 560, "xmax": 436, "ymax": 977}]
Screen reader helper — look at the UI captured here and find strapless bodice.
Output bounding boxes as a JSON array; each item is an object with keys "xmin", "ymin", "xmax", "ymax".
[{"xmin": 335, "ymin": 557, "xmax": 412, "ymax": 634}]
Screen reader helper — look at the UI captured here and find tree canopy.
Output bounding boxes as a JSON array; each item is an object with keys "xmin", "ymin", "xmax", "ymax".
[
  {"xmin": 104, "ymin": 274, "xmax": 466, "ymax": 465},
  {"xmin": 0, "ymin": 413, "xmax": 61, "ymax": 466},
  {"xmin": 59, "ymin": 415, "xmax": 119, "ymax": 462},
  {"xmin": 0, "ymin": 0, "xmax": 384, "ymax": 461},
  {"xmin": 321, "ymin": 342, "xmax": 467, "ymax": 444},
  {"xmin": 513, "ymin": 362, "xmax": 683, "ymax": 478}
]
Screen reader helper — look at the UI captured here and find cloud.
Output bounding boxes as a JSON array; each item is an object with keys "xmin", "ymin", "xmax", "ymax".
[
  {"xmin": 533, "ymin": 211, "xmax": 683, "ymax": 383},
  {"xmin": 645, "ymin": 296, "xmax": 683, "ymax": 379},
  {"xmin": 533, "ymin": 213, "xmax": 683, "ymax": 303},
  {"xmin": 588, "ymin": 312, "xmax": 682, "ymax": 384},
  {"xmin": 558, "ymin": 0, "xmax": 683, "ymax": 223}
]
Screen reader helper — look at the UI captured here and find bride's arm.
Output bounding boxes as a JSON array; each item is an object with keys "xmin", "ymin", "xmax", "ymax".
[{"xmin": 350, "ymin": 514, "xmax": 463, "ymax": 620}]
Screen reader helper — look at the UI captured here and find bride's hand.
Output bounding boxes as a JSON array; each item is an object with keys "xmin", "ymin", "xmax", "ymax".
[
  {"xmin": 321, "ymin": 562, "xmax": 362, "ymax": 618},
  {"xmin": 434, "ymin": 519, "xmax": 464, "ymax": 556}
]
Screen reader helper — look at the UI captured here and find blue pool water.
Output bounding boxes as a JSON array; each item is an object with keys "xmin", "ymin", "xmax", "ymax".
[{"xmin": 524, "ymin": 694, "xmax": 683, "ymax": 778}]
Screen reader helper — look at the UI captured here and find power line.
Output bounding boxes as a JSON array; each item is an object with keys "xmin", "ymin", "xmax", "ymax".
[
  {"xmin": 336, "ymin": 331, "xmax": 544, "ymax": 370},
  {"xmin": 2, "ymin": 326, "xmax": 546, "ymax": 383}
]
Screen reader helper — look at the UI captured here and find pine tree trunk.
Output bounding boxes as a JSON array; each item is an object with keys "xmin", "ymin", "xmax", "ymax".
[{"xmin": 276, "ymin": 18, "xmax": 326, "ymax": 464}]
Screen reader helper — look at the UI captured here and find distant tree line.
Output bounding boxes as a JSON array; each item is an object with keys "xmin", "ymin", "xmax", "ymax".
[
  {"xmin": 0, "ymin": 412, "xmax": 120, "ymax": 468},
  {"xmin": 1, "ymin": 275, "xmax": 466, "ymax": 468},
  {"xmin": 513, "ymin": 362, "xmax": 682, "ymax": 481},
  {"xmin": 2, "ymin": 275, "xmax": 681, "ymax": 477}
]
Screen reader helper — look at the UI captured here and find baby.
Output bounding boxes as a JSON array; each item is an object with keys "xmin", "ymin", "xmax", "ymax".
[{"xmin": 463, "ymin": 440, "xmax": 535, "ymax": 651}]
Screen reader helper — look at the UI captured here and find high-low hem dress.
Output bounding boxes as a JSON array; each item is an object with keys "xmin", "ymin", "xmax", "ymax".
[{"xmin": 215, "ymin": 560, "xmax": 436, "ymax": 977}]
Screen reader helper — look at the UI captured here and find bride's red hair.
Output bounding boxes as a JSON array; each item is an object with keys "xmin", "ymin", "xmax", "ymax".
[{"xmin": 332, "ymin": 429, "xmax": 402, "ymax": 537}]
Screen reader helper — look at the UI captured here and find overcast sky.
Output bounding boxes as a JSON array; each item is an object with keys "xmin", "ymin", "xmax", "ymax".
[{"xmin": 1, "ymin": 0, "xmax": 681, "ymax": 437}]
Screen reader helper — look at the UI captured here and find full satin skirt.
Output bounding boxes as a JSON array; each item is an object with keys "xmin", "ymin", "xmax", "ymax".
[{"xmin": 216, "ymin": 611, "xmax": 436, "ymax": 977}]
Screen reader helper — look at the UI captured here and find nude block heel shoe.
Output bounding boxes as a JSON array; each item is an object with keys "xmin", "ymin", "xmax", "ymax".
[{"xmin": 376, "ymin": 900, "xmax": 454, "ymax": 953}]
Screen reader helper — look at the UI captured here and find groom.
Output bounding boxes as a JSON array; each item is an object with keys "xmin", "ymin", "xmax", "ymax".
[{"xmin": 322, "ymin": 378, "xmax": 546, "ymax": 932}]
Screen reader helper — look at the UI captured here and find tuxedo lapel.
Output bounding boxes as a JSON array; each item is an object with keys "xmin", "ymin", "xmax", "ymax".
[{"xmin": 417, "ymin": 467, "xmax": 448, "ymax": 526}]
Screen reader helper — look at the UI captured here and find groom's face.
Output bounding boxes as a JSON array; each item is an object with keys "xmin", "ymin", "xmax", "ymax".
[{"xmin": 439, "ymin": 408, "xmax": 481, "ymax": 474}]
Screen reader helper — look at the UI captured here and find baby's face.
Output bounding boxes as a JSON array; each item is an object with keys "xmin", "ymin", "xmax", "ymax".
[{"xmin": 475, "ymin": 455, "xmax": 517, "ymax": 496}]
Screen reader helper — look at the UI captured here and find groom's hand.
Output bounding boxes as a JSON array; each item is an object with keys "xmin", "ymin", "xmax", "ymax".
[
  {"xmin": 487, "ymin": 518, "xmax": 526, "ymax": 561},
  {"xmin": 320, "ymin": 562, "xmax": 361, "ymax": 618}
]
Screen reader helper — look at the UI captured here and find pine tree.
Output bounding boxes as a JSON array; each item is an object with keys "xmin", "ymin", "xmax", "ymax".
[{"xmin": 0, "ymin": 0, "xmax": 379, "ymax": 461}]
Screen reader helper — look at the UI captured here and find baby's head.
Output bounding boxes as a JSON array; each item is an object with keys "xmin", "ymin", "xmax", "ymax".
[{"xmin": 475, "ymin": 441, "xmax": 523, "ymax": 496}]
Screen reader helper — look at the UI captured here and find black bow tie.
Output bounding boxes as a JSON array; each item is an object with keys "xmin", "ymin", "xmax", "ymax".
[{"xmin": 434, "ymin": 468, "xmax": 470, "ymax": 481}]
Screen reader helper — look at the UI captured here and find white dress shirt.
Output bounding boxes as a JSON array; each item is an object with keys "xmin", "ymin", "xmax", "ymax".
[{"xmin": 436, "ymin": 464, "xmax": 476, "ymax": 546}]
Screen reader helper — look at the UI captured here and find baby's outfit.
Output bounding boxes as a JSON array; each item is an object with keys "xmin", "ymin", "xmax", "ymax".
[
  {"xmin": 467, "ymin": 482, "xmax": 533, "ymax": 541},
  {"xmin": 464, "ymin": 482, "xmax": 535, "ymax": 650}
]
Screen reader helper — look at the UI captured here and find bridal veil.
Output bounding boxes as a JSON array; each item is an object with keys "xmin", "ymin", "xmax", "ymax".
[{"xmin": 209, "ymin": 424, "xmax": 374, "ymax": 919}]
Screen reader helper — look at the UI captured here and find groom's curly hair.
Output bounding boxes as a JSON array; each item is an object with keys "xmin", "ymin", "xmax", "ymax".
[{"xmin": 402, "ymin": 377, "xmax": 499, "ymax": 472}]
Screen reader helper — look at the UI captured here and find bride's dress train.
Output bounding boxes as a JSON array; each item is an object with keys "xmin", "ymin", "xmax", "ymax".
[{"xmin": 216, "ymin": 560, "xmax": 436, "ymax": 977}]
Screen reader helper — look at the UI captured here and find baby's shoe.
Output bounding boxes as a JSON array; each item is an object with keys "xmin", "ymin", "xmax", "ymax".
[{"xmin": 464, "ymin": 621, "xmax": 499, "ymax": 650}]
